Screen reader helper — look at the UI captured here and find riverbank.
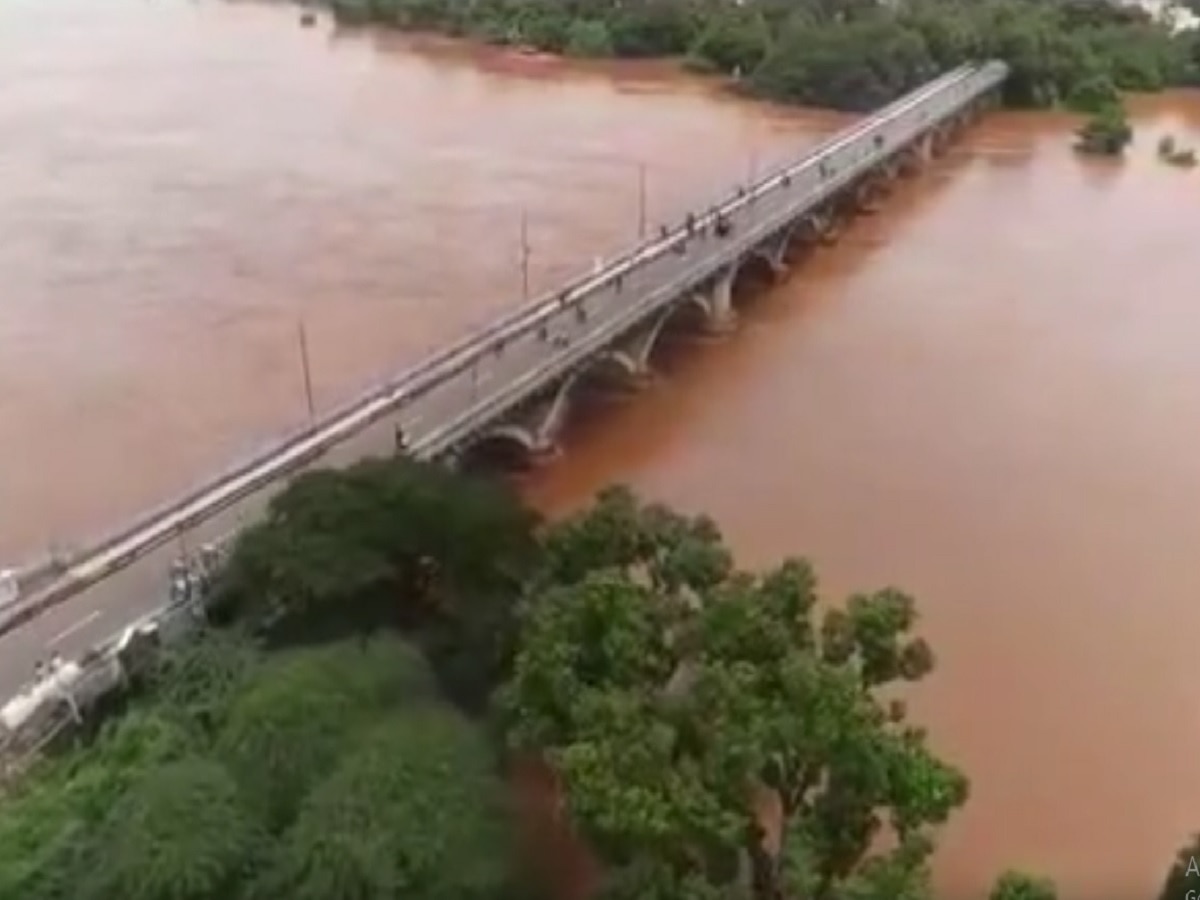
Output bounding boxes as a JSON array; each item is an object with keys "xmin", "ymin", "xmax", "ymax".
[{"xmin": 320, "ymin": 0, "xmax": 1200, "ymax": 112}]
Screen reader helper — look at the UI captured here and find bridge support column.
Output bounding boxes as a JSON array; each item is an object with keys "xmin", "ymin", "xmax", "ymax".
[
  {"xmin": 692, "ymin": 265, "xmax": 737, "ymax": 334},
  {"xmin": 753, "ymin": 232, "xmax": 791, "ymax": 280},
  {"xmin": 601, "ymin": 327, "xmax": 660, "ymax": 389},
  {"xmin": 852, "ymin": 174, "xmax": 888, "ymax": 214},
  {"xmin": 807, "ymin": 208, "xmax": 841, "ymax": 246}
]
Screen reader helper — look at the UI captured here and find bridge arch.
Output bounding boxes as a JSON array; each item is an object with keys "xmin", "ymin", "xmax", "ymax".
[
  {"xmin": 633, "ymin": 292, "xmax": 715, "ymax": 371},
  {"xmin": 459, "ymin": 370, "xmax": 583, "ymax": 468}
]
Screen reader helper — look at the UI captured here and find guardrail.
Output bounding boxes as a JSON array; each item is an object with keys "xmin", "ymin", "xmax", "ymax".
[{"xmin": 0, "ymin": 61, "xmax": 1008, "ymax": 650}]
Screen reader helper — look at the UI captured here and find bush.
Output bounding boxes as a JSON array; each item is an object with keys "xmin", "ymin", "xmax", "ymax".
[{"xmin": 564, "ymin": 19, "xmax": 614, "ymax": 58}]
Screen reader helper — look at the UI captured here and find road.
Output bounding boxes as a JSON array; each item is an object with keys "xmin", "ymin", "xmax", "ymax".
[{"xmin": 0, "ymin": 63, "xmax": 1005, "ymax": 700}]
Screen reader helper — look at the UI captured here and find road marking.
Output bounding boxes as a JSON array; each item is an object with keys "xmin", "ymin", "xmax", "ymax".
[{"xmin": 47, "ymin": 610, "xmax": 102, "ymax": 648}]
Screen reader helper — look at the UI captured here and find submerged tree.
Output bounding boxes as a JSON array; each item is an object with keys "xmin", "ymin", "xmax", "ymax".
[
  {"xmin": 1075, "ymin": 103, "xmax": 1134, "ymax": 155},
  {"xmin": 989, "ymin": 870, "xmax": 1059, "ymax": 900},
  {"xmin": 501, "ymin": 487, "xmax": 968, "ymax": 900}
]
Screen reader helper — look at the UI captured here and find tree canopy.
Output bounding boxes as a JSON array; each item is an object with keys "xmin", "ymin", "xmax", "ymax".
[
  {"xmin": 0, "ymin": 630, "xmax": 525, "ymax": 900},
  {"xmin": 13, "ymin": 456, "xmax": 1200, "ymax": 899},
  {"xmin": 325, "ymin": 0, "xmax": 1200, "ymax": 113},
  {"xmin": 501, "ymin": 487, "xmax": 967, "ymax": 900}
]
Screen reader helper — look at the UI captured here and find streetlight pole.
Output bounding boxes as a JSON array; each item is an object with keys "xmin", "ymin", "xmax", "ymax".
[
  {"xmin": 296, "ymin": 319, "xmax": 315, "ymax": 420},
  {"xmin": 519, "ymin": 210, "xmax": 531, "ymax": 302},
  {"xmin": 746, "ymin": 119, "xmax": 760, "ymax": 184},
  {"xmin": 637, "ymin": 162, "xmax": 647, "ymax": 239}
]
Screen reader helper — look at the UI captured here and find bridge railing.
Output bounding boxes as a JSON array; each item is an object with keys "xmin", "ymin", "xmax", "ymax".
[{"xmin": 2, "ymin": 62, "xmax": 1007, "ymax": 639}]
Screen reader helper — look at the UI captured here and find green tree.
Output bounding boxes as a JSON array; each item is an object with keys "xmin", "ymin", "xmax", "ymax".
[
  {"xmin": 501, "ymin": 489, "xmax": 967, "ymax": 900},
  {"xmin": 1064, "ymin": 72, "xmax": 1120, "ymax": 114},
  {"xmin": 0, "ymin": 709, "xmax": 197, "ymax": 900},
  {"xmin": 78, "ymin": 757, "xmax": 264, "ymax": 900},
  {"xmin": 689, "ymin": 7, "xmax": 772, "ymax": 75},
  {"xmin": 324, "ymin": 0, "xmax": 1199, "ymax": 113},
  {"xmin": 212, "ymin": 457, "xmax": 541, "ymax": 710},
  {"xmin": 251, "ymin": 706, "xmax": 517, "ymax": 900},
  {"xmin": 215, "ymin": 636, "xmax": 437, "ymax": 830},
  {"xmin": 147, "ymin": 628, "xmax": 261, "ymax": 735},
  {"xmin": 989, "ymin": 870, "xmax": 1058, "ymax": 900},
  {"xmin": 1075, "ymin": 102, "xmax": 1133, "ymax": 155},
  {"xmin": 565, "ymin": 19, "xmax": 615, "ymax": 57}
]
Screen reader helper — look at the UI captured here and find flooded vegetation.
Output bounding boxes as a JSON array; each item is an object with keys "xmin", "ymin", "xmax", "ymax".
[{"xmin": 4, "ymin": 0, "xmax": 1200, "ymax": 896}]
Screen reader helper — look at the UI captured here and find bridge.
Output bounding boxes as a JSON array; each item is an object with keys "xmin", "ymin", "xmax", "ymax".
[{"xmin": 0, "ymin": 61, "xmax": 1008, "ymax": 698}]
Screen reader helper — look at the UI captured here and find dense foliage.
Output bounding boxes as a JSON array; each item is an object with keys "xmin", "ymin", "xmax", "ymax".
[
  {"xmin": 0, "ymin": 631, "xmax": 522, "ymax": 900},
  {"xmin": 1075, "ymin": 103, "xmax": 1135, "ymax": 154},
  {"xmin": 324, "ymin": 0, "xmax": 1200, "ymax": 112},
  {"xmin": 4, "ymin": 456, "xmax": 1199, "ymax": 898},
  {"xmin": 502, "ymin": 487, "xmax": 966, "ymax": 900}
]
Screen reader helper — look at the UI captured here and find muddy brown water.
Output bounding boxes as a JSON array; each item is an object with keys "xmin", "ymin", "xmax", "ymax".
[{"xmin": 4, "ymin": 0, "xmax": 1200, "ymax": 894}]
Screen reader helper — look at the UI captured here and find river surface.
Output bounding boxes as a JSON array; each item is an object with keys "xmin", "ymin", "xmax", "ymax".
[{"xmin": 4, "ymin": 0, "xmax": 1200, "ymax": 894}]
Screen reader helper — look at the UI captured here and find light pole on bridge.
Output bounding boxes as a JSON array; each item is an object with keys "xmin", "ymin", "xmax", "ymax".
[
  {"xmin": 296, "ymin": 318, "xmax": 316, "ymax": 421},
  {"xmin": 637, "ymin": 161, "xmax": 647, "ymax": 239},
  {"xmin": 519, "ymin": 210, "xmax": 531, "ymax": 303}
]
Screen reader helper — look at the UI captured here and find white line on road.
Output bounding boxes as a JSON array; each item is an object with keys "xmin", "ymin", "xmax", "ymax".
[{"xmin": 47, "ymin": 610, "xmax": 102, "ymax": 648}]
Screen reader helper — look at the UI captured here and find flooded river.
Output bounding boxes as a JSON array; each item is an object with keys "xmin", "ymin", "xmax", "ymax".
[{"xmin": 4, "ymin": 0, "xmax": 1200, "ymax": 894}]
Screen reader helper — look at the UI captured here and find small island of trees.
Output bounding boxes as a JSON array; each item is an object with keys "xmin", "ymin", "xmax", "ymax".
[{"xmin": 2, "ymin": 456, "xmax": 1199, "ymax": 899}]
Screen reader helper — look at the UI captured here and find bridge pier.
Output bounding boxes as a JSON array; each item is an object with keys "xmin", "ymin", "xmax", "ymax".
[
  {"xmin": 752, "ymin": 231, "xmax": 791, "ymax": 280},
  {"xmin": 808, "ymin": 208, "xmax": 842, "ymax": 245},
  {"xmin": 852, "ymin": 170, "xmax": 891, "ymax": 214},
  {"xmin": 692, "ymin": 264, "xmax": 738, "ymax": 334},
  {"xmin": 599, "ymin": 324, "xmax": 662, "ymax": 388}
]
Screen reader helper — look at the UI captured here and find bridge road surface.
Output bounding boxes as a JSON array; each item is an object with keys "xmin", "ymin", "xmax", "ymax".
[{"xmin": 0, "ymin": 63, "xmax": 1007, "ymax": 699}]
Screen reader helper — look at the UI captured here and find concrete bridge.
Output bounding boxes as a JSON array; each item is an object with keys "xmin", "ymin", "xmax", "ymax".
[{"xmin": 0, "ymin": 61, "xmax": 1008, "ymax": 696}]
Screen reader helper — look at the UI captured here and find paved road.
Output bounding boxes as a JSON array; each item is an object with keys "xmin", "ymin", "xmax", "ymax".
[{"xmin": 0, "ymin": 63, "xmax": 1008, "ymax": 700}]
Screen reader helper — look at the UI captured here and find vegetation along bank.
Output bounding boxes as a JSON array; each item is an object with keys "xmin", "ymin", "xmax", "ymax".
[
  {"xmin": 4, "ymin": 456, "xmax": 1200, "ymax": 899},
  {"xmin": 324, "ymin": 0, "xmax": 1200, "ymax": 114}
]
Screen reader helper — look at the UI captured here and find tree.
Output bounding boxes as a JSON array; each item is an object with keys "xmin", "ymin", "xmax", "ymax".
[
  {"xmin": 1075, "ymin": 102, "xmax": 1133, "ymax": 155},
  {"xmin": 78, "ymin": 757, "xmax": 264, "ymax": 900},
  {"xmin": 565, "ymin": 19, "xmax": 615, "ymax": 57},
  {"xmin": 0, "ymin": 708, "xmax": 197, "ymax": 900},
  {"xmin": 214, "ymin": 636, "xmax": 438, "ymax": 830},
  {"xmin": 689, "ymin": 7, "xmax": 772, "ymax": 75},
  {"xmin": 212, "ymin": 457, "xmax": 541, "ymax": 710},
  {"xmin": 990, "ymin": 870, "xmax": 1058, "ymax": 900},
  {"xmin": 325, "ymin": 0, "xmax": 1200, "ymax": 113},
  {"xmin": 251, "ymin": 706, "xmax": 517, "ymax": 900},
  {"xmin": 147, "ymin": 628, "xmax": 261, "ymax": 735},
  {"xmin": 501, "ymin": 489, "xmax": 968, "ymax": 900}
]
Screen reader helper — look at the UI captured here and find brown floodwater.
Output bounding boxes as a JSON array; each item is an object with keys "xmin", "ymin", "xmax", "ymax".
[{"xmin": 4, "ymin": 0, "xmax": 1200, "ymax": 895}]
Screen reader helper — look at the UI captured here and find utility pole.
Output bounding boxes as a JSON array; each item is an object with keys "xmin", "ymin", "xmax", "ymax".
[
  {"xmin": 747, "ymin": 120, "xmax": 760, "ymax": 184},
  {"xmin": 637, "ymin": 162, "xmax": 647, "ymax": 239},
  {"xmin": 519, "ymin": 211, "xmax": 531, "ymax": 302},
  {"xmin": 296, "ymin": 319, "xmax": 315, "ymax": 420}
]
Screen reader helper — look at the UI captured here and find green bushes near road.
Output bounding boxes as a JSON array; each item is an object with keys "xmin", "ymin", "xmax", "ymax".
[
  {"xmin": 2, "ymin": 456, "xmax": 1198, "ymax": 899},
  {"xmin": 324, "ymin": 0, "xmax": 1200, "ymax": 113}
]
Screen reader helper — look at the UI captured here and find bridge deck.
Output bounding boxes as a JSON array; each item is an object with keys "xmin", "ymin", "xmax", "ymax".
[{"xmin": 0, "ymin": 61, "xmax": 1008, "ymax": 697}]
